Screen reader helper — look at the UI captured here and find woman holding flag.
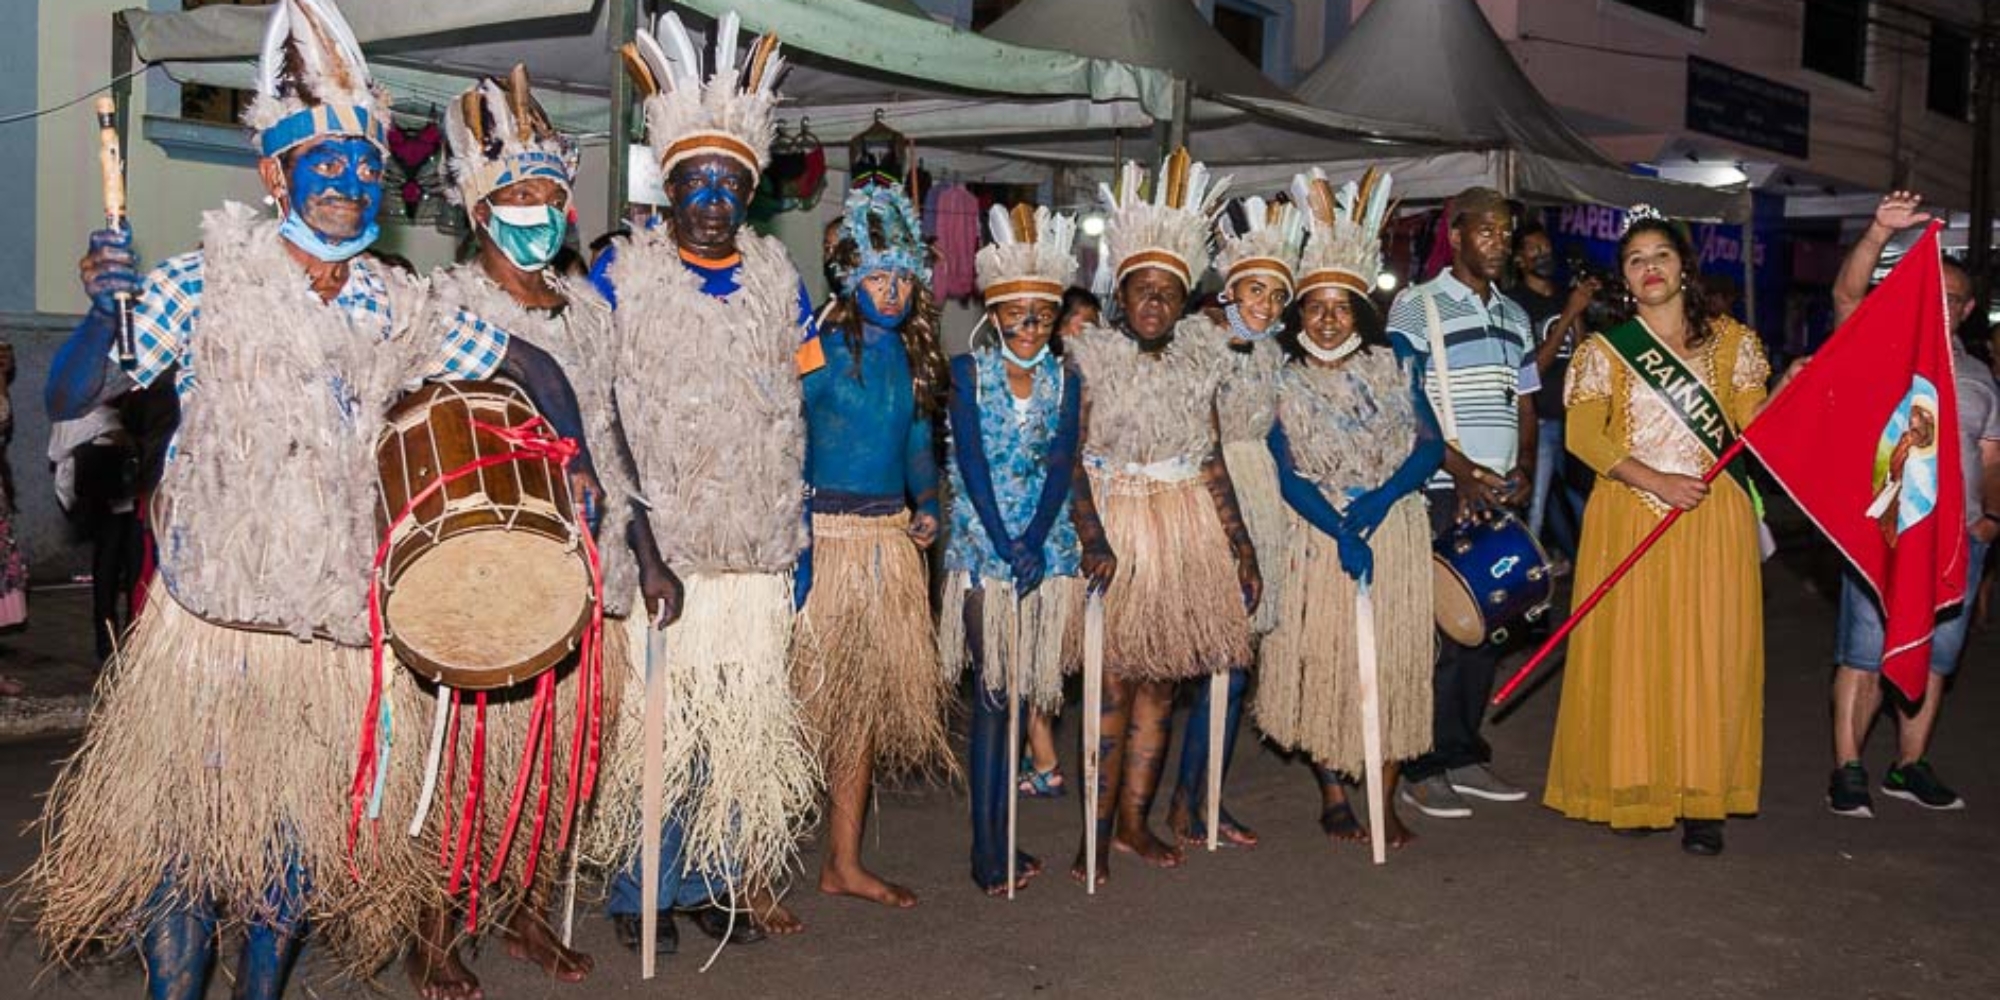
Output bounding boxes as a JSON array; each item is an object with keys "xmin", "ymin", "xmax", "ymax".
[{"xmin": 1542, "ymin": 209, "xmax": 1777, "ymax": 856}]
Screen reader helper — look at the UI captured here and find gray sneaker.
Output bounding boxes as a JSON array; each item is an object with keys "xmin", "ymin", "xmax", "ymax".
[
  {"xmin": 1399, "ymin": 774, "xmax": 1473, "ymax": 818},
  {"xmin": 1447, "ymin": 764, "xmax": 1530, "ymax": 802}
]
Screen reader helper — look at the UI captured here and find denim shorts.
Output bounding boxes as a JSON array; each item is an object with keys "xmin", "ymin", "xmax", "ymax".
[{"xmin": 1835, "ymin": 535, "xmax": 1989, "ymax": 676}]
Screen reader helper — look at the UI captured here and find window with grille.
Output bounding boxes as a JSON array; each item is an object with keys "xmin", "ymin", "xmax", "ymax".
[
  {"xmin": 179, "ymin": 0, "xmax": 267, "ymax": 125},
  {"xmin": 1802, "ymin": 0, "xmax": 1869, "ymax": 87},
  {"xmin": 1927, "ymin": 20, "xmax": 1972, "ymax": 119}
]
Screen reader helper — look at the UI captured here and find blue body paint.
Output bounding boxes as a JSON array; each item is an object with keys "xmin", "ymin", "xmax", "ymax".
[{"xmin": 277, "ymin": 137, "xmax": 383, "ymax": 262}]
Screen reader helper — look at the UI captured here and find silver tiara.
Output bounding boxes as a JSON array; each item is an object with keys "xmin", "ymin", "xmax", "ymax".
[{"xmin": 1619, "ymin": 204, "xmax": 1668, "ymax": 237}]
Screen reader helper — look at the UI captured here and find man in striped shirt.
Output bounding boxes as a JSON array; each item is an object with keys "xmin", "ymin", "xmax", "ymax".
[{"xmin": 1386, "ymin": 187, "xmax": 1539, "ymax": 820}]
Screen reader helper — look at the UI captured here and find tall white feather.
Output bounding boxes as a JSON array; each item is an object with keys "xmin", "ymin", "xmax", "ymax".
[
  {"xmin": 654, "ymin": 12, "xmax": 703, "ymax": 90},
  {"xmin": 254, "ymin": 0, "xmax": 290, "ymax": 102},
  {"xmin": 715, "ymin": 11, "xmax": 740, "ymax": 83}
]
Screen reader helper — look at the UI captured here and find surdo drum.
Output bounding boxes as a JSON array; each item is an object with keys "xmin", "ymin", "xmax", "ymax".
[
  {"xmin": 376, "ymin": 380, "xmax": 593, "ymax": 689},
  {"xmin": 1431, "ymin": 510, "xmax": 1553, "ymax": 647}
]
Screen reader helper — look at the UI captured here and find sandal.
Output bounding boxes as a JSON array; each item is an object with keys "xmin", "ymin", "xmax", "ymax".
[
  {"xmin": 1319, "ymin": 800, "xmax": 1366, "ymax": 842},
  {"xmin": 1017, "ymin": 757, "xmax": 1066, "ymax": 798}
]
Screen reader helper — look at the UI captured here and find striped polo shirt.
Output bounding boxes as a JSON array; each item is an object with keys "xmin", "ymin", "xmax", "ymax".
[{"xmin": 1387, "ymin": 269, "xmax": 1540, "ymax": 486}]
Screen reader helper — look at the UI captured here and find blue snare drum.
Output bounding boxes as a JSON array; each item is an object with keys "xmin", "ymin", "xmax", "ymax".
[{"xmin": 1432, "ymin": 512, "xmax": 1553, "ymax": 646}]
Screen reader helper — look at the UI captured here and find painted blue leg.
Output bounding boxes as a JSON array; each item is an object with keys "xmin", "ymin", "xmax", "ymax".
[
  {"xmin": 969, "ymin": 680, "xmax": 1013, "ymax": 890},
  {"xmin": 1174, "ymin": 669, "xmax": 1255, "ymax": 842},
  {"xmin": 141, "ymin": 875, "xmax": 217, "ymax": 1000},
  {"xmin": 233, "ymin": 858, "xmax": 309, "ymax": 1000}
]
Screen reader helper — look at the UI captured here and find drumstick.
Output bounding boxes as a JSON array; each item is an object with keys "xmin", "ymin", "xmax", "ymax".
[
  {"xmin": 1357, "ymin": 584, "xmax": 1387, "ymax": 866},
  {"xmin": 1005, "ymin": 593, "xmax": 1022, "ymax": 900},
  {"xmin": 1206, "ymin": 670, "xmax": 1223, "ymax": 852},
  {"xmin": 640, "ymin": 624, "xmax": 666, "ymax": 979},
  {"xmin": 94, "ymin": 97, "xmax": 136, "ymax": 369},
  {"xmin": 1082, "ymin": 592, "xmax": 1104, "ymax": 894}
]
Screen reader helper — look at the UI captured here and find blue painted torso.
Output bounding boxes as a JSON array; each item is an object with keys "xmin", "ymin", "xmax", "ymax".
[{"xmin": 802, "ymin": 323, "xmax": 938, "ymax": 515}]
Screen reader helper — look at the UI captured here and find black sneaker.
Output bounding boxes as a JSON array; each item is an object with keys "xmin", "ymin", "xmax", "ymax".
[
  {"xmin": 1881, "ymin": 760, "xmax": 1966, "ymax": 811},
  {"xmin": 1827, "ymin": 763, "xmax": 1874, "ymax": 818}
]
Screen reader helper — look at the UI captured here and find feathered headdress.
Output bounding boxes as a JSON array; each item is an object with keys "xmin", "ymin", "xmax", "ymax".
[
  {"xmin": 443, "ymin": 66, "xmax": 579, "ymax": 207},
  {"xmin": 975, "ymin": 204, "xmax": 1078, "ymax": 306},
  {"xmin": 1094, "ymin": 148, "xmax": 1231, "ymax": 295},
  {"xmin": 836, "ymin": 182, "xmax": 930, "ymax": 292},
  {"xmin": 245, "ymin": 0, "xmax": 392, "ymax": 158},
  {"xmin": 1215, "ymin": 196, "xmax": 1306, "ymax": 294},
  {"xmin": 1294, "ymin": 167, "xmax": 1395, "ymax": 300},
  {"xmin": 622, "ymin": 10, "xmax": 786, "ymax": 180}
]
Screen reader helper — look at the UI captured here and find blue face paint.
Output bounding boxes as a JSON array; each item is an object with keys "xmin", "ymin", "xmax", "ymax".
[
  {"xmin": 278, "ymin": 137, "xmax": 383, "ymax": 262},
  {"xmin": 670, "ymin": 162, "xmax": 751, "ymax": 227},
  {"xmin": 855, "ymin": 271, "xmax": 914, "ymax": 328}
]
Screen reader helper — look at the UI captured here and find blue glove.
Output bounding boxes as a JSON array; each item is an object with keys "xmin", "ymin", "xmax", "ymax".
[
  {"xmin": 1341, "ymin": 488, "xmax": 1396, "ymax": 540},
  {"xmin": 83, "ymin": 225, "xmax": 140, "ymax": 317},
  {"xmin": 1334, "ymin": 528, "xmax": 1374, "ymax": 583},
  {"xmin": 1009, "ymin": 540, "xmax": 1047, "ymax": 595}
]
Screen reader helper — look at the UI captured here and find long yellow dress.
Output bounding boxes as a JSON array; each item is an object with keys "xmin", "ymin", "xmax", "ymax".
[{"xmin": 1543, "ymin": 316, "xmax": 1769, "ymax": 829}]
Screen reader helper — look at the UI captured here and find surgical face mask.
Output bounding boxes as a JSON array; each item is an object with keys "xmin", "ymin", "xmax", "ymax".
[
  {"xmin": 1001, "ymin": 341, "xmax": 1050, "ymax": 368},
  {"xmin": 485, "ymin": 203, "xmax": 567, "ymax": 272},
  {"xmin": 278, "ymin": 137, "xmax": 383, "ymax": 262}
]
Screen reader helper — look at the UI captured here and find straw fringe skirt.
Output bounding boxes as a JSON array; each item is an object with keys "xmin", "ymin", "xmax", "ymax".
[
  {"xmin": 30, "ymin": 595, "xmax": 433, "ymax": 975},
  {"xmin": 583, "ymin": 573, "xmax": 818, "ymax": 890},
  {"xmin": 1223, "ymin": 439, "xmax": 1288, "ymax": 637},
  {"xmin": 939, "ymin": 572, "xmax": 1084, "ymax": 713},
  {"xmin": 1257, "ymin": 495, "xmax": 1433, "ymax": 772},
  {"xmin": 793, "ymin": 511, "xmax": 953, "ymax": 780},
  {"xmin": 1089, "ymin": 469, "xmax": 1252, "ymax": 681}
]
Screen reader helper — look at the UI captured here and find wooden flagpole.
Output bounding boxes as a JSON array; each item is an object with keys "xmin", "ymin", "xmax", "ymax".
[
  {"xmin": 1005, "ymin": 597, "xmax": 1022, "ymax": 900},
  {"xmin": 639, "ymin": 623, "xmax": 666, "ymax": 979},
  {"xmin": 1206, "ymin": 671, "xmax": 1224, "ymax": 851}
]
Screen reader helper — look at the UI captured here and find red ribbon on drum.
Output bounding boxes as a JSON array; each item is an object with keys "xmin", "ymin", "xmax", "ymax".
[{"xmin": 345, "ymin": 413, "xmax": 608, "ymax": 934}]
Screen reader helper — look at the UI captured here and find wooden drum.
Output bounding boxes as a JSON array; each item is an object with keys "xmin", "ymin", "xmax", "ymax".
[{"xmin": 376, "ymin": 380, "xmax": 593, "ymax": 689}]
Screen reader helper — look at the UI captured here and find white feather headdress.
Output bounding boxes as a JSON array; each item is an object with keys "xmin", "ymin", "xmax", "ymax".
[
  {"xmin": 1094, "ymin": 149, "xmax": 1231, "ymax": 294},
  {"xmin": 1215, "ymin": 196, "xmax": 1306, "ymax": 293},
  {"xmin": 444, "ymin": 66, "xmax": 579, "ymax": 207},
  {"xmin": 622, "ymin": 10, "xmax": 786, "ymax": 180},
  {"xmin": 245, "ymin": 0, "xmax": 391, "ymax": 158},
  {"xmin": 1294, "ymin": 167, "xmax": 1395, "ymax": 300},
  {"xmin": 975, "ymin": 204, "xmax": 1078, "ymax": 306}
]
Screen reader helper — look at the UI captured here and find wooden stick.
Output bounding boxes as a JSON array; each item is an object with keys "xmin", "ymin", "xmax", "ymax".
[
  {"xmin": 1356, "ymin": 585, "xmax": 1387, "ymax": 866},
  {"xmin": 1206, "ymin": 670, "xmax": 1223, "ymax": 852},
  {"xmin": 639, "ymin": 624, "xmax": 666, "ymax": 980},
  {"xmin": 1082, "ymin": 593, "xmax": 1104, "ymax": 894},
  {"xmin": 1491, "ymin": 438, "xmax": 1747, "ymax": 707},
  {"xmin": 1005, "ymin": 596, "xmax": 1022, "ymax": 900}
]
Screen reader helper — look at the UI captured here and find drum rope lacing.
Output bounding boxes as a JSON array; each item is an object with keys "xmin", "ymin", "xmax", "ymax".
[{"xmin": 347, "ymin": 414, "xmax": 607, "ymax": 934}]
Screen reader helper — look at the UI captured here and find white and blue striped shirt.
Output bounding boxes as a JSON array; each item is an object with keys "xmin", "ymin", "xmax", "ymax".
[{"xmin": 1387, "ymin": 270, "xmax": 1539, "ymax": 486}]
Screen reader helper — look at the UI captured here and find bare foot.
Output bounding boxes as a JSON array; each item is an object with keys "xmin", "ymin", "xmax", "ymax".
[
  {"xmin": 405, "ymin": 934, "xmax": 482, "ymax": 1000},
  {"xmin": 743, "ymin": 883, "xmax": 805, "ymax": 936},
  {"xmin": 981, "ymin": 852, "xmax": 1044, "ymax": 897},
  {"xmin": 502, "ymin": 904, "xmax": 591, "ymax": 983},
  {"xmin": 1319, "ymin": 800, "xmax": 1367, "ymax": 844},
  {"xmin": 1169, "ymin": 794, "xmax": 1259, "ymax": 848},
  {"xmin": 819, "ymin": 864, "xmax": 918, "ymax": 908},
  {"xmin": 1068, "ymin": 841, "xmax": 1110, "ymax": 887},
  {"xmin": 1111, "ymin": 825, "xmax": 1183, "ymax": 868},
  {"xmin": 1381, "ymin": 806, "xmax": 1418, "ymax": 850}
]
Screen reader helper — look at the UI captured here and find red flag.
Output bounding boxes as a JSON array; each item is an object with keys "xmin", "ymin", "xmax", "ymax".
[{"xmin": 1742, "ymin": 224, "xmax": 1967, "ymax": 701}]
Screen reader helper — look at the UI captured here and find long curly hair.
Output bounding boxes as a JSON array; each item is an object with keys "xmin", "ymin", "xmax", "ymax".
[
  {"xmin": 823, "ymin": 235, "xmax": 949, "ymax": 420},
  {"xmin": 1613, "ymin": 217, "xmax": 1715, "ymax": 350}
]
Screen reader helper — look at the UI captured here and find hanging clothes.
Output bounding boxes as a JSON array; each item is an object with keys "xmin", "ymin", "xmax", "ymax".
[{"xmin": 926, "ymin": 184, "xmax": 981, "ymax": 300}]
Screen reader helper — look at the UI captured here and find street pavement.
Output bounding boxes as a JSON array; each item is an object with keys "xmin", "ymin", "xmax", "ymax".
[{"xmin": 1, "ymin": 527, "xmax": 1996, "ymax": 999}]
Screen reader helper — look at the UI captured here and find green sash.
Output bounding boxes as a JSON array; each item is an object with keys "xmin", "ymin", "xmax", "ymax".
[{"xmin": 1599, "ymin": 319, "xmax": 1755, "ymax": 499}]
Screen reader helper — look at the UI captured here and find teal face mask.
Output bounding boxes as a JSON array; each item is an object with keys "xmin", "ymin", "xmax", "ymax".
[{"xmin": 485, "ymin": 203, "xmax": 567, "ymax": 272}]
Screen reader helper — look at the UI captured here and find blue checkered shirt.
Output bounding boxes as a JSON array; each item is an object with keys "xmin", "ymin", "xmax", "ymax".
[{"xmin": 123, "ymin": 251, "xmax": 508, "ymax": 396}]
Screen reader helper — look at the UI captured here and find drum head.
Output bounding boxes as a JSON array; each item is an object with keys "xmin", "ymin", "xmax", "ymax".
[
  {"xmin": 1431, "ymin": 555, "xmax": 1486, "ymax": 646},
  {"xmin": 386, "ymin": 530, "xmax": 592, "ymax": 689}
]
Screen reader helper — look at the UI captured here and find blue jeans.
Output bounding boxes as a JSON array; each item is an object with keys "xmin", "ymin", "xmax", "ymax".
[
  {"xmin": 606, "ymin": 816, "xmax": 729, "ymax": 915},
  {"xmin": 1530, "ymin": 418, "xmax": 1583, "ymax": 557}
]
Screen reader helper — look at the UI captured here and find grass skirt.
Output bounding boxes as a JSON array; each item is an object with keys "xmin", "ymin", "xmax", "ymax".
[
  {"xmin": 30, "ymin": 595, "xmax": 432, "ymax": 975},
  {"xmin": 1088, "ymin": 468, "xmax": 1252, "ymax": 681},
  {"xmin": 1257, "ymin": 496, "xmax": 1433, "ymax": 772},
  {"xmin": 939, "ymin": 572, "xmax": 1084, "ymax": 714},
  {"xmin": 793, "ymin": 511, "xmax": 953, "ymax": 780},
  {"xmin": 1223, "ymin": 439, "xmax": 1288, "ymax": 637},
  {"xmin": 583, "ymin": 573, "xmax": 818, "ymax": 890}
]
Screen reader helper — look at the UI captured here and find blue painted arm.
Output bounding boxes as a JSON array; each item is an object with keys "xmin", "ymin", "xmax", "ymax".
[
  {"xmin": 498, "ymin": 335, "xmax": 596, "ymax": 478},
  {"xmin": 46, "ymin": 310, "xmax": 135, "ymax": 420},
  {"xmin": 1016, "ymin": 366, "xmax": 1081, "ymax": 558},
  {"xmin": 1267, "ymin": 420, "xmax": 1347, "ymax": 538},
  {"xmin": 906, "ymin": 406, "xmax": 941, "ymax": 521},
  {"xmin": 1342, "ymin": 350, "xmax": 1446, "ymax": 538},
  {"xmin": 946, "ymin": 354, "xmax": 1016, "ymax": 555}
]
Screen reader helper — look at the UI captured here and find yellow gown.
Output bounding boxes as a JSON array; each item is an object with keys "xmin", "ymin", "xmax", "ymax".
[{"xmin": 1543, "ymin": 316, "xmax": 1770, "ymax": 829}]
